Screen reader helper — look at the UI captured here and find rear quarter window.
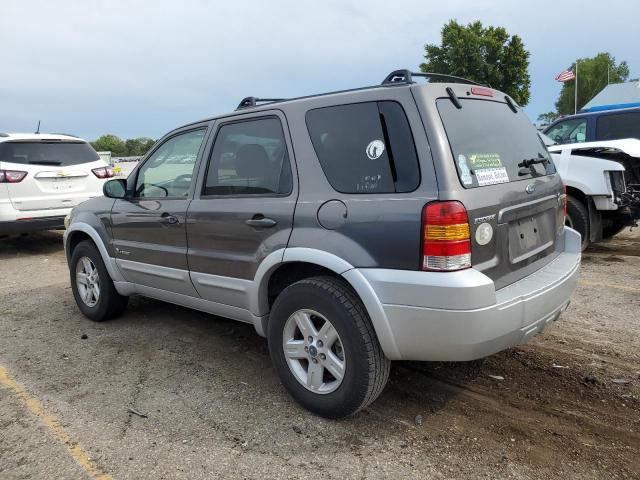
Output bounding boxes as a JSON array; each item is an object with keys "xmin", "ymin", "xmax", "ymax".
[
  {"xmin": 305, "ymin": 101, "xmax": 420, "ymax": 193},
  {"xmin": 437, "ymin": 98, "xmax": 555, "ymax": 188}
]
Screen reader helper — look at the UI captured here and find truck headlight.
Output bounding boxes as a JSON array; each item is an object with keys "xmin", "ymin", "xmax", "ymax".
[{"xmin": 609, "ymin": 171, "xmax": 626, "ymax": 195}]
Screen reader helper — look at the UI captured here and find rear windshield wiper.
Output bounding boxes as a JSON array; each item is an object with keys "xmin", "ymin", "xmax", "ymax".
[{"xmin": 518, "ymin": 157, "xmax": 549, "ymax": 169}]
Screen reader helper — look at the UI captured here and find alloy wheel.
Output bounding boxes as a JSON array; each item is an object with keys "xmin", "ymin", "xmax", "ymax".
[
  {"xmin": 282, "ymin": 309, "xmax": 346, "ymax": 394},
  {"xmin": 75, "ymin": 256, "xmax": 100, "ymax": 307}
]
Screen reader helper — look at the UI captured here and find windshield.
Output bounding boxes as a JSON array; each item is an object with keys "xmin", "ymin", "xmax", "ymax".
[
  {"xmin": 437, "ymin": 99, "xmax": 555, "ymax": 188},
  {"xmin": 0, "ymin": 141, "xmax": 100, "ymax": 166},
  {"xmin": 538, "ymin": 132, "xmax": 557, "ymax": 147}
]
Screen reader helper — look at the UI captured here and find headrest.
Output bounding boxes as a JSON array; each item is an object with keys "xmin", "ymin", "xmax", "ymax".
[{"xmin": 235, "ymin": 144, "xmax": 272, "ymax": 178}]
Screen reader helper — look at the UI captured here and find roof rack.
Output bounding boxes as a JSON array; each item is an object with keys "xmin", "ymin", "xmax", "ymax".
[
  {"xmin": 381, "ymin": 69, "xmax": 484, "ymax": 87},
  {"xmin": 236, "ymin": 96, "xmax": 287, "ymax": 110}
]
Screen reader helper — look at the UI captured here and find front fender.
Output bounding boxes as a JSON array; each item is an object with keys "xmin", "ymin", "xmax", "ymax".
[
  {"xmin": 552, "ymin": 151, "xmax": 624, "ymax": 197},
  {"xmin": 64, "ymin": 221, "xmax": 124, "ymax": 282}
]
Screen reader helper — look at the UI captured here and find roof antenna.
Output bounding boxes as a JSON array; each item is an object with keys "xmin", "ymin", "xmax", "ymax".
[{"xmin": 35, "ymin": 120, "xmax": 41, "ymax": 134}]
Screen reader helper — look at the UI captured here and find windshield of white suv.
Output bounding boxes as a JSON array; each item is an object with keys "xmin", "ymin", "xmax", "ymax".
[
  {"xmin": 437, "ymin": 98, "xmax": 555, "ymax": 188},
  {"xmin": 0, "ymin": 141, "xmax": 100, "ymax": 166}
]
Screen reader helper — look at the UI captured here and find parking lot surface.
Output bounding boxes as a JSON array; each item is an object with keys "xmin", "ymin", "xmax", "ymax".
[{"xmin": 1, "ymin": 230, "xmax": 639, "ymax": 479}]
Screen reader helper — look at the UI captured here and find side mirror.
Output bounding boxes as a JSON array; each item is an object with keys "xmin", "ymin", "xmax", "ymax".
[{"xmin": 103, "ymin": 179, "xmax": 127, "ymax": 199}]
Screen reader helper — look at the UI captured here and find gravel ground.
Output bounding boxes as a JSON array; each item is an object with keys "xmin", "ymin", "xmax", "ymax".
[{"xmin": 0, "ymin": 229, "xmax": 638, "ymax": 479}]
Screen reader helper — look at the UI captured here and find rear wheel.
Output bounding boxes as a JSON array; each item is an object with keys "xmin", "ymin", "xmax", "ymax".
[
  {"xmin": 268, "ymin": 276, "xmax": 390, "ymax": 419},
  {"xmin": 566, "ymin": 195, "xmax": 590, "ymax": 251},
  {"xmin": 70, "ymin": 240, "xmax": 128, "ymax": 321}
]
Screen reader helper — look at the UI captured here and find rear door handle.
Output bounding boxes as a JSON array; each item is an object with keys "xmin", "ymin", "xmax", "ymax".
[
  {"xmin": 161, "ymin": 213, "xmax": 179, "ymax": 225},
  {"xmin": 245, "ymin": 216, "xmax": 277, "ymax": 228}
]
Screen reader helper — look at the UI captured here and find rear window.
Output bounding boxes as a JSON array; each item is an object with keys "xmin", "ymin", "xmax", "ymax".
[
  {"xmin": 437, "ymin": 99, "xmax": 555, "ymax": 188},
  {"xmin": 596, "ymin": 111, "xmax": 640, "ymax": 140},
  {"xmin": 306, "ymin": 101, "xmax": 420, "ymax": 193},
  {"xmin": 0, "ymin": 141, "xmax": 100, "ymax": 166}
]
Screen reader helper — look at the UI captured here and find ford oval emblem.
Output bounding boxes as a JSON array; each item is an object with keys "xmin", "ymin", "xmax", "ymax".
[{"xmin": 525, "ymin": 184, "xmax": 536, "ymax": 194}]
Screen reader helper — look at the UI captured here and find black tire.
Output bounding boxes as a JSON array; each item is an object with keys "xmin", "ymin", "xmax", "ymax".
[
  {"xmin": 566, "ymin": 195, "xmax": 590, "ymax": 251},
  {"xmin": 602, "ymin": 219, "xmax": 628, "ymax": 239},
  {"xmin": 267, "ymin": 276, "xmax": 390, "ymax": 419},
  {"xmin": 70, "ymin": 240, "xmax": 128, "ymax": 322}
]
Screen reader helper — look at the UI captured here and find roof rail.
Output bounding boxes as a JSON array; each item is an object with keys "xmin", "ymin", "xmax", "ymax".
[
  {"xmin": 0, "ymin": 132, "xmax": 9, "ymax": 137},
  {"xmin": 236, "ymin": 96, "xmax": 287, "ymax": 110},
  {"xmin": 381, "ymin": 69, "xmax": 484, "ymax": 87}
]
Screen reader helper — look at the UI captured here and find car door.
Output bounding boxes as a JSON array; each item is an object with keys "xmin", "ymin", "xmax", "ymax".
[
  {"xmin": 187, "ymin": 112, "xmax": 297, "ymax": 310},
  {"xmin": 111, "ymin": 126, "xmax": 208, "ymax": 296}
]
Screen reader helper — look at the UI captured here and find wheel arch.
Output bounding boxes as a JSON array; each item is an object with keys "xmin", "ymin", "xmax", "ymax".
[
  {"xmin": 252, "ymin": 248, "xmax": 400, "ymax": 359},
  {"xmin": 64, "ymin": 223, "xmax": 124, "ymax": 282}
]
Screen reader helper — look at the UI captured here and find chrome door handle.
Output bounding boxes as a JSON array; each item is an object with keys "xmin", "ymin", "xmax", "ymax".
[
  {"xmin": 161, "ymin": 213, "xmax": 179, "ymax": 225},
  {"xmin": 245, "ymin": 216, "xmax": 277, "ymax": 228}
]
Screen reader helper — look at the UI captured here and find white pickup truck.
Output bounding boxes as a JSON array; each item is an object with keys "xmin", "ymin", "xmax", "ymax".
[{"xmin": 540, "ymin": 134, "xmax": 640, "ymax": 250}]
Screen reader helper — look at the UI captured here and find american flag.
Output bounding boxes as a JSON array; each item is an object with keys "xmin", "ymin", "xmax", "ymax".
[{"xmin": 555, "ymin": 66, "xmax": 576, "ymax": 82}]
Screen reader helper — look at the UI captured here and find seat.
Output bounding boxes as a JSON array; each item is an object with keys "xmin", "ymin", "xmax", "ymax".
[{"xmin": 235, "ymin": 144, "xmax": 278, "ymax": 192}]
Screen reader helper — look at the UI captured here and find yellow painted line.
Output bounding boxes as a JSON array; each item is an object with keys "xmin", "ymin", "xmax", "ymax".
[
  {"xmin": 0, "ymin": 365, "xmax": 112, "ymax": 480},
  {"xmin": 579, "ymin": 280, "xmax": 640, "ymax": 293}
]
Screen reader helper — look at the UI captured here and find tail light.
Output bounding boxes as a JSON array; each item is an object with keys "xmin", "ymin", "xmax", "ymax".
[
  {"xmin": 92, "ymin": 166, "xmax": 114, "ymax": 179},
  {"xmin": 421, "ymin": 201, "xmax": 471, "ymax": 271},
  {"xmin": 0, "ymin": 170, "xmax": 28, "ymax": 183}
]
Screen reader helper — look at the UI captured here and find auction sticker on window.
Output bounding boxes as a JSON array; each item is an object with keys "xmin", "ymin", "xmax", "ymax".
[
  {"xmin": 468, "ymin": 153, "xmax": 503, "ymax": 169},
  {"xmin": 475, "ymin": 167, "xmax": 509, "ymax": 186}
]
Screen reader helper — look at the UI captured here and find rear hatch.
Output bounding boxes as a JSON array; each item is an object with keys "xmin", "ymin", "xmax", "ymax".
[
  {"xmin": 423, "ymin": 87, "xmax": 565, "ymax": 289},
  {"xmin": 0, "ymin": 140, "xmax": 104, "ymax": 211}
]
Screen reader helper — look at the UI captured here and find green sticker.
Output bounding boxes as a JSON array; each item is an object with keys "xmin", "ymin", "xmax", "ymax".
[{"xmin": 468, "ymin": 153, "xmax": 502, "ymax": 169}]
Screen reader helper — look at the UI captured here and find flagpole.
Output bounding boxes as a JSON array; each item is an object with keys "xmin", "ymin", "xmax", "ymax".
[{"xmin": 574, "ymin": 60, "xmax": 579, "ymax": 115}]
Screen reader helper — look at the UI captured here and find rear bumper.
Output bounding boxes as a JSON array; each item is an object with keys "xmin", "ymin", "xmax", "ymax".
[
  {"xmin": 0, "ymin": 216, "xmax": 66, "ymax": 235},
  {"xmin": 349, "ymin": 227, "xmax": 581, "ymax": 361}
]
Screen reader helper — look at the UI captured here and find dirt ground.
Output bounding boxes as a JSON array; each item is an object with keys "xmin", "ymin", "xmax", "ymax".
[{"xmin": 0, "ymin": 229, "xmax": 638, "ymax": 479}]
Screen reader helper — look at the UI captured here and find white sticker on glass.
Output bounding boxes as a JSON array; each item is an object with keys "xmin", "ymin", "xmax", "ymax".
[
  {"xmin": 366, "ymin": 140, "xmax": 385, "ymax": 160},
  {"xmin": 475, "ymin": 167, "xmax": 509, "ymax": 186},
  {"xmin": 457, "ymin": 154, "xmax": 473, "ymax": 185}
]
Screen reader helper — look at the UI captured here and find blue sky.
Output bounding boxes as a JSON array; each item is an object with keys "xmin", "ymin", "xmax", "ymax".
[{"xmin": 1, "ymin": 0, "xmax": 638, "ymax": 140}]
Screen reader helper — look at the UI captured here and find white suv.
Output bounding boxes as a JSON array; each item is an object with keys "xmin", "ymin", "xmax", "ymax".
[{"xmin": 0, "ymin": 133, "xmax": 112, "ymax": 235}]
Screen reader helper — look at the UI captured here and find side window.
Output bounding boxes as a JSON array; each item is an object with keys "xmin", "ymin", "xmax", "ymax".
[
  {"xmin": 305, "ymin": 101, "xmax": 420, "ymax": 193},
  {"xmin": 135, "ymin": 129, "xmax": 205, "ymax": 198},
  {"xmin": 546, "ymin": 118, "xmax": 587, "ymax": 144},
  {"xmin": 203, "ymin": 117, "xmax": 292, "ymax": 196},
  {"xmin": 596, "ymin": 112, "xmax": 640, "ymax": 140}
]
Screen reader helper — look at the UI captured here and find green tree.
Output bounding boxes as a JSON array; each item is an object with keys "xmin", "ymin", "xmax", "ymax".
[
  {"xmin": 537, "ymin": 111, "xmax": 560, "ymax": 125},
  {"xmin": 137, "ymin": 138, "xmax": 156, "ymax": 156},
  {"xmin": 91, "ymin": 135, "xmax": 156, "ymax": 157},
  {"xmin": 555, "ymin": 53, "xmax": 629, "ymax": 115},
  {"xmin": 420, "ymin": 20, "xmax": 531, "ymax": 105},
  {"xmin": 91, "ymin": 134, "xmax": 127, "ymax": 156}
]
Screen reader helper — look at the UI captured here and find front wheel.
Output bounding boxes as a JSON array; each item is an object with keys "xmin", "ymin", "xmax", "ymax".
[
  {"xmin": 268, "ymin": 276, "xmax": 390, "ymax": 419},
  {"xmin": 70, "ymin": 240, "xmax": 128, "ymax": 321},
  {"xmin": 566, "ymin": 195, "xmax": 590, "ymax": 251},
  {"xmin": 602, "ymin": 218, "xmax": 629, "ymax": 239}
]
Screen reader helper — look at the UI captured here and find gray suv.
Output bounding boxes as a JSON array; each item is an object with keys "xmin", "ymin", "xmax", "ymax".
[{"xmin": 64, "ymin": 70, "xmax": 581, "ymax": 418}]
